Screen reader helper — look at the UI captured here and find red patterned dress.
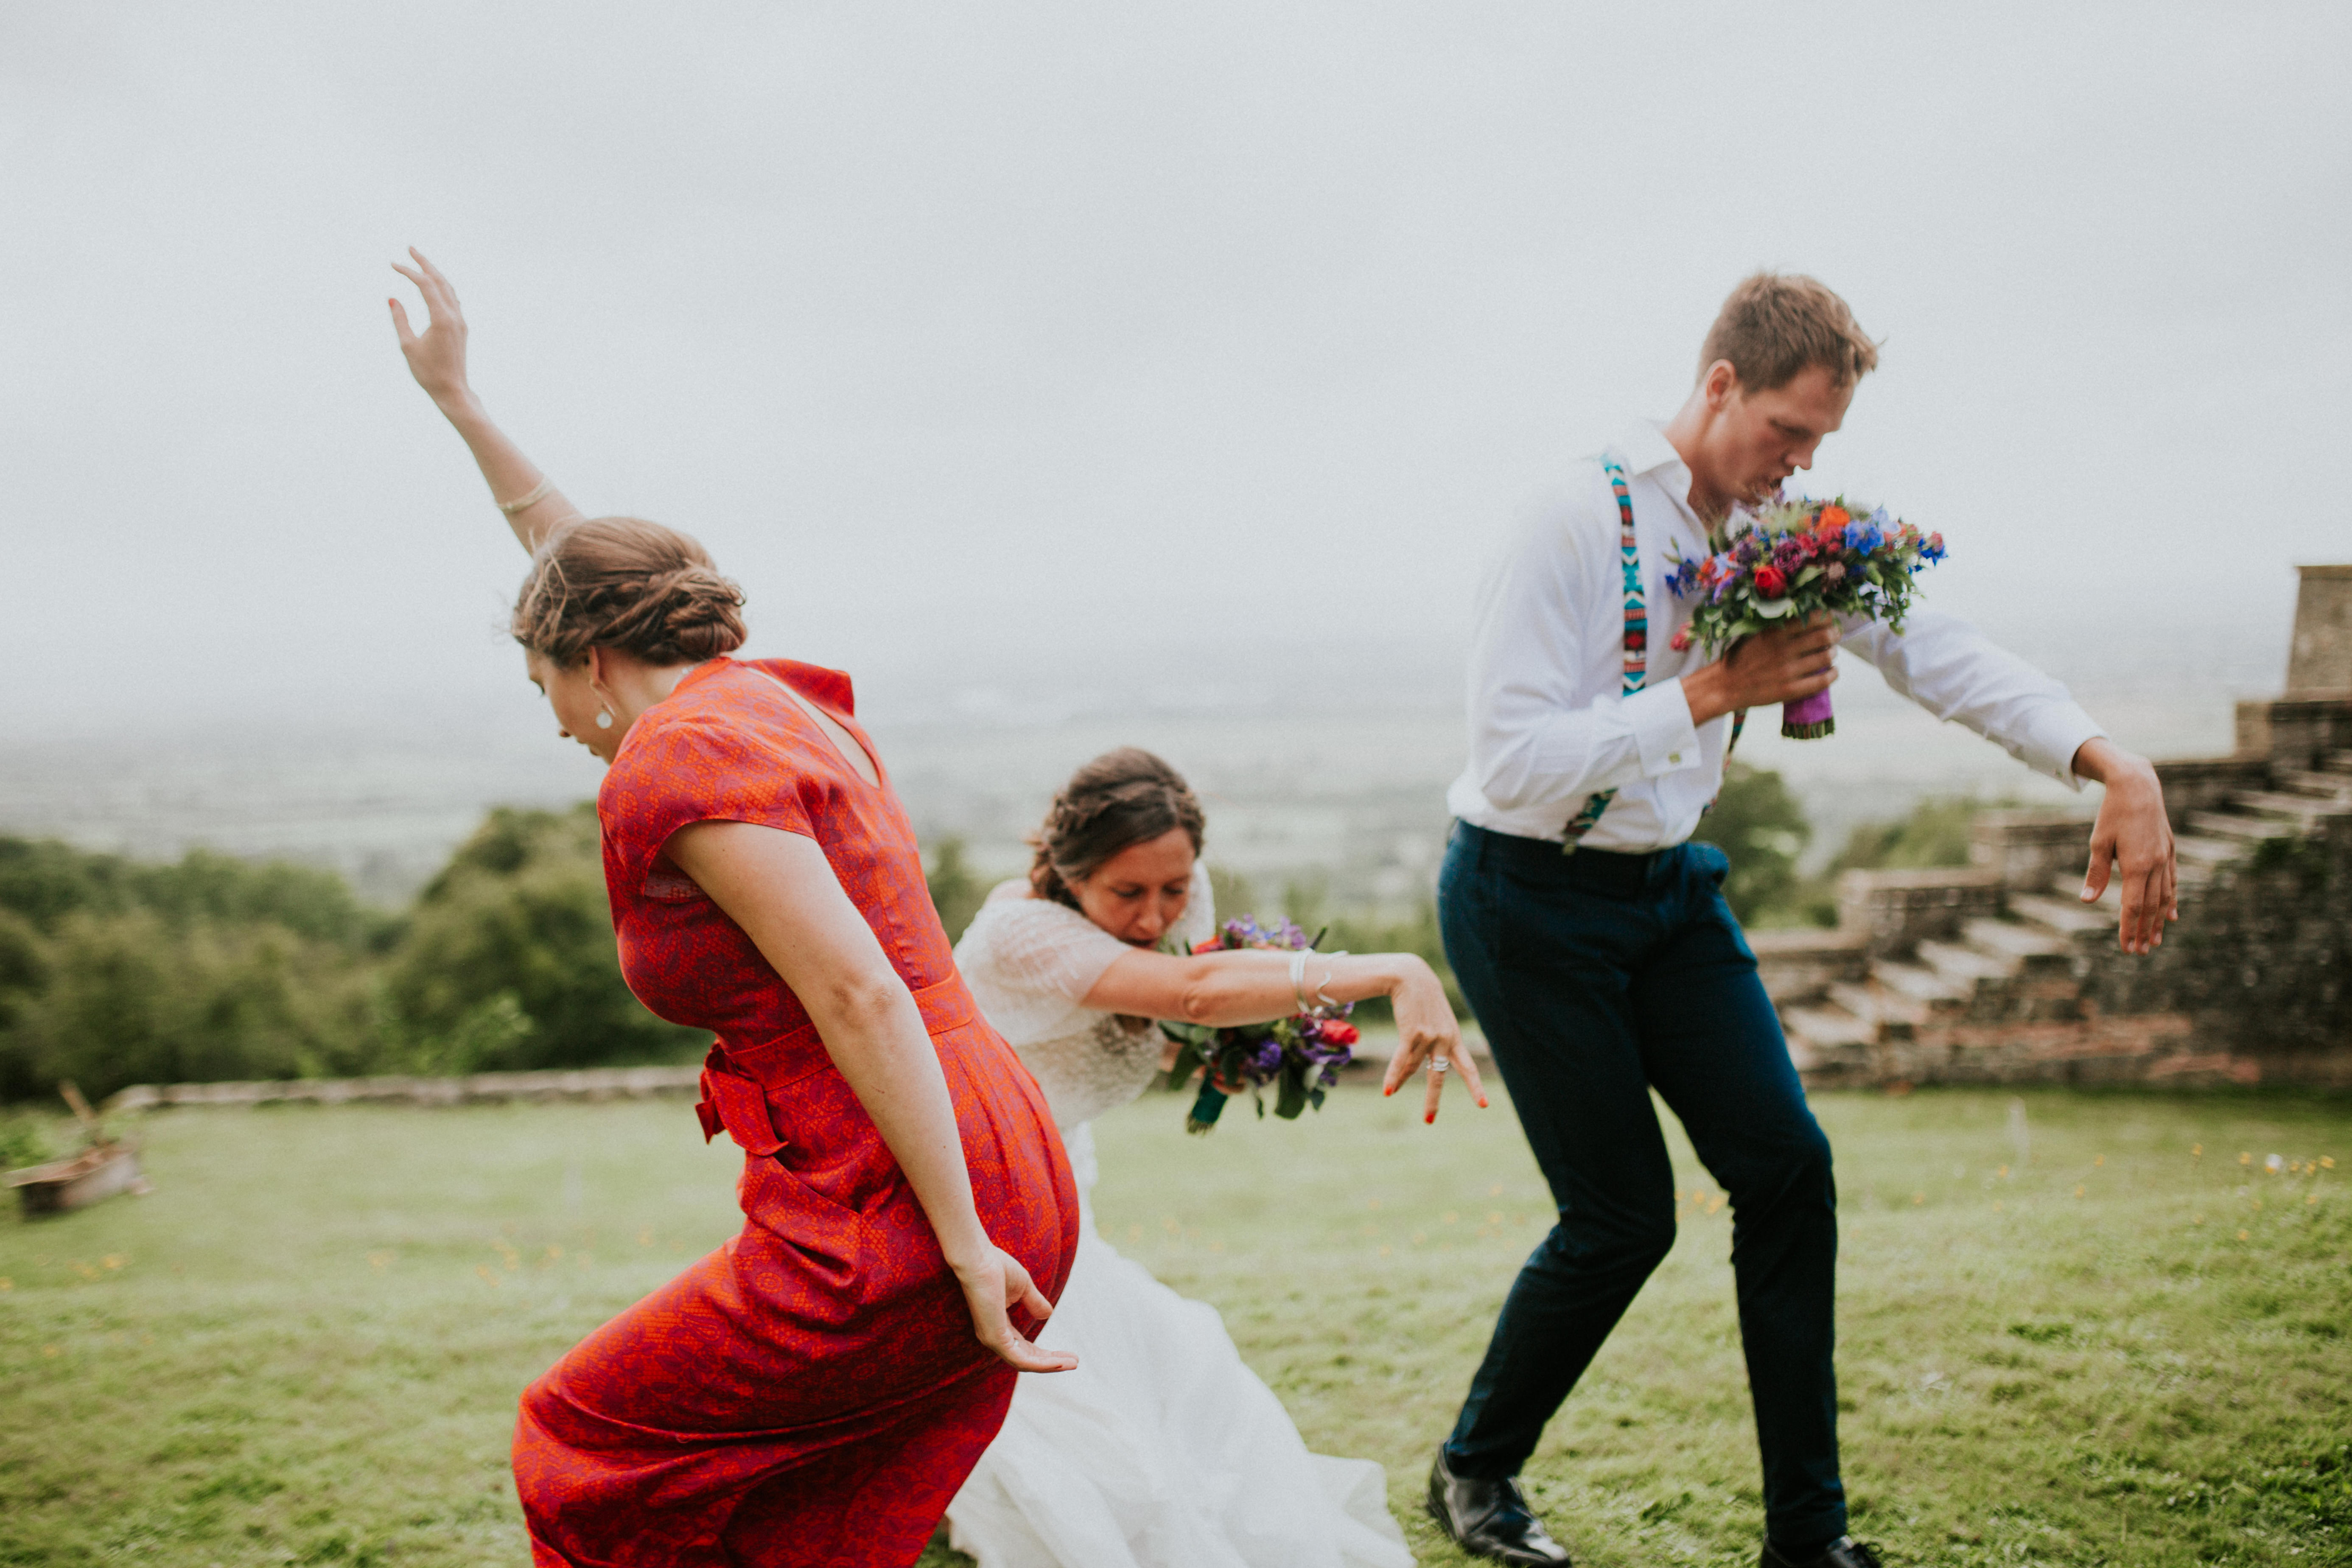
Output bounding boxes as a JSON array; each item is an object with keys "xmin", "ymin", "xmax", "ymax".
[{"xmin": 512, "ymin": 657, "xmax": 1080, "ymax": 1568}]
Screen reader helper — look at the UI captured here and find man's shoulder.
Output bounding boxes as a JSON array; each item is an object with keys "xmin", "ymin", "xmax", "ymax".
[{"xmin": 1501, "ymin": 454, "xmax": 1620, "ymax": 564}]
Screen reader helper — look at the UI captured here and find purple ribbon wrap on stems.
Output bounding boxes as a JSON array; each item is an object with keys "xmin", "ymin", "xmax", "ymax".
[{"xmin": 1781, "ymin": 687, "xmax": 1836, "ymax": 740}]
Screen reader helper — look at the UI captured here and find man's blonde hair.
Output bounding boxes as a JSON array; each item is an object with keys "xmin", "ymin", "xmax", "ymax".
[{"xmin": 1699, "ymin": 272, "xmax": 1879, "ymax": 391}]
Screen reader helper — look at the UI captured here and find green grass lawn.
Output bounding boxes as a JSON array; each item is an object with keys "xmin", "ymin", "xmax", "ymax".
[{"xmin": 2, "ymin": 1084, "xmax": 2346, "ymax": 1567}]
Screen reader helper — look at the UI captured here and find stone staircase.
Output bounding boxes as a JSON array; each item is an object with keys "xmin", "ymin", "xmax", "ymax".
[{"xmin": 1755, "ymin": 748, "xmax": 2352, "ymax": 1087}]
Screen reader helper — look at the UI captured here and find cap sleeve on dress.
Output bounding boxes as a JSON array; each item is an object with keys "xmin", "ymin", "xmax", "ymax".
[
  {"xmin": 961, "ymin": 896, "xmax": 1133, "ymax": 1007},
  {"xmin": 600, "ymin": 714, "xmax": 820, "ymax": 899}
]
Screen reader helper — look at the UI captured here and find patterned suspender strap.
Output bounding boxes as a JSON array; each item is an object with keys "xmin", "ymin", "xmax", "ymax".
[{"xmin": 1560, "ymin": 456, "xmax": 1644, "ymax": 853}]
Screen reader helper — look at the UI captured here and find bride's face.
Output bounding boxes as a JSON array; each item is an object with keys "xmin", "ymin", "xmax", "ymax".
[{"xmin": 1069, "ymin": 829, "xmax": 1196, "ymax": 947}]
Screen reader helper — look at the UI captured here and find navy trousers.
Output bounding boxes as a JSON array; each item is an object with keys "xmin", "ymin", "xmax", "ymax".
[{"xmin": 1436, "ymin": 820, "xmax": 1845, "ymax": 1550}]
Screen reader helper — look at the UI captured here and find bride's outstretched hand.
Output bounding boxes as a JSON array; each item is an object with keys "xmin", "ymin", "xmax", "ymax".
[
  {"xmin": 953, "ymin": 1245, "xmax": 1077, "ymax": 1374},
  {"xmin": 389, "ymin": 248, "xmax": 473, "ymax": 409},
  {"xmin": 1380, "ymin": 961, "xmax": 1487, "ymax": 1123}
]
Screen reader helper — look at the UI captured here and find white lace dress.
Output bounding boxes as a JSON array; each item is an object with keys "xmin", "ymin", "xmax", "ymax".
[{"xmin": 944, "ymin": 872, "xmax": 1413, "ymax": 1568}]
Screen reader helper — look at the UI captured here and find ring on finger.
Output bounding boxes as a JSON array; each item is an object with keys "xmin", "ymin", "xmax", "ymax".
[{"xmin": 1427, "ymin": 1056, "xmax": 1450, "ymax": 1075}]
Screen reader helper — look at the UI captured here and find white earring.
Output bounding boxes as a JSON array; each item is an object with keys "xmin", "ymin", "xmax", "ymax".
[{"xmin": 595, "ymin": 708, "xmax": 614, "ymax": 730}]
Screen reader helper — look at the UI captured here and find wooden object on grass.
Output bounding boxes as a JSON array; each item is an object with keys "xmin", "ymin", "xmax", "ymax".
[{"xmin": 4, "ymin": 1081, "xmax": 150, "ymax": 1219}]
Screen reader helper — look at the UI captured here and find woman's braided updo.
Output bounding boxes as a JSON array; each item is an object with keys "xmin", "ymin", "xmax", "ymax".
[
  {"xmin": 1028, "ymin": 748, "xmax": 1206, "ymax": 910},
  {"xmin": 510, "ymin": 516, "xmax": 748, "ymax": 667}
]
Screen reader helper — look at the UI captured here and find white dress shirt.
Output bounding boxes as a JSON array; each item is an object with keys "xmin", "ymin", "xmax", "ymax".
[{"xmin": 1445, "ymin": 420, "xmax": 2108, "ymax": 851}]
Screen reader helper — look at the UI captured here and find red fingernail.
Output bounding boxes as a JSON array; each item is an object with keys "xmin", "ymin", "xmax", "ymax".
[{"xmin": 1425, "ymin": 1111, "xmax": 1436, "ymax": 1125}]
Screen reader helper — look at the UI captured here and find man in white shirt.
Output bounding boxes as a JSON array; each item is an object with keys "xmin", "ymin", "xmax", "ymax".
[{"xmin": 1422, "ymin": 274, "xmax": 2178, "ymax": 1568}]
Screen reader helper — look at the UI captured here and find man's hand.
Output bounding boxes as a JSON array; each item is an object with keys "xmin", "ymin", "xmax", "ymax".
[
  {"xmin": 2072, "ymin": 738, "xmax": 2177, "ymax": 955},
  {"xmin": 1681, "ymin": 614, "xmax": 1840, "ymax": 727}
]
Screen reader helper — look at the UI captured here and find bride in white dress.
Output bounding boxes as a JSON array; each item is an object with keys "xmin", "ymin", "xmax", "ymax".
[{"xmin": 944, "ymin": 748, "xmax": 1485, "ymax": 1568}]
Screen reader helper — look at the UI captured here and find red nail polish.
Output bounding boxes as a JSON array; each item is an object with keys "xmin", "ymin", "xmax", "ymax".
[{"xmin": 1425, "ymin": 1111, "xmax": 1436, "ymax": 1125}]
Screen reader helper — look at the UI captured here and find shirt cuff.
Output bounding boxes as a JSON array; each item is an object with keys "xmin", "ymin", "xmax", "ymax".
[
  {"xmin": 2027, "ymin": 703, "xmax": 2108, "ymax": 790},
  {"xmin": 1628, "ymin": 679, "xmax": 1703, "ymax": 779}
]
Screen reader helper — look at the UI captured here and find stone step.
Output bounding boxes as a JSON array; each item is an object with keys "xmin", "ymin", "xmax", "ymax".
[
  {"xmin": 2006, "ymin": 892, "xmax": 2116, "ymax": 935},
  {"xmin": 1962, "ymin": 916, "xmax": 2069, "ymax": 959},
  {"xmin": 1916, "ymin": 937, "xmax": 2013, "ymax": 986},
  {"xmin": 1870, "ymin": 958, "xmax": 1971, "ymax": 1009},
  {"xmin": 1783, "ymin": 1004, "xmax": 1874, "ymax": 1051},
  {"xmin": 2322, "ymin": 750, "xmax": 2352, "ymax": 775},
  {"xmin": 2052, "ymin": 874, "xmax": 2123, "ymax": 910},
  {"xmin": 2277, "ymin": 769, "xmax": 2352, "ymax": 801},
  {"xmin": 1828, "ymin": 980, "xmax": 1932, "ymax": 1034},
  {"xmin": 2189, "ymin": 810, "xmax": 2298, "ymax": 843},
  {"xmin": 2233, "ymin": 790, "xmax": 2352, "ymax": 823},
  {"xmin": 2175, "ymin": 834, "xmax": 2248, "ymax": 866}
]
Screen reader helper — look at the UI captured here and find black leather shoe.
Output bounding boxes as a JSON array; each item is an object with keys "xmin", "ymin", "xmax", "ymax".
[
  {"xmin": 1761, "ymin": 1536, "xmax": 1884, "ymax": 1568},
  {"xmin": 1425, "ymin": 1448, "xmax": 1573, "ymax": 1565}
]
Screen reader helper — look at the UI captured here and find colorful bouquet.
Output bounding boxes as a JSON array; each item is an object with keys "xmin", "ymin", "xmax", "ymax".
[
  {"xmin": 1666, "ymin": 497, "xmax": 1946, "ymax": 739},
  {"xmin": 1159, "ymin": 915, "xmax": 1358, "ymax": 1135}
]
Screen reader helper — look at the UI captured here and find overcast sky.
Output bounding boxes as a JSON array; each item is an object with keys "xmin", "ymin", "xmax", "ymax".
[{"xmin": 3, "ymin": 1, "xmax": 2346, "ymax": 737}]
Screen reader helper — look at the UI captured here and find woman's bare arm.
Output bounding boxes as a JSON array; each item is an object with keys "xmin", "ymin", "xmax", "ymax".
[
  {"xmin": 389, "ymin": 248, "xmax": 584, "ymax": 553},
  {"xmin": 665, "ymin": 820, "xmax": 1075, "ymax": 1373},
  {"xmin": 1085, "ymin": 946, "xmax": 1486, "ymax": 1120}
]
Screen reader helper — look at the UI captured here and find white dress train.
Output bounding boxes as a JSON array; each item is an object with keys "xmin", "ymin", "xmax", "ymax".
[{"xmin": 945, "ymin": 874, "xmax": 1413, "ymax": 1568}]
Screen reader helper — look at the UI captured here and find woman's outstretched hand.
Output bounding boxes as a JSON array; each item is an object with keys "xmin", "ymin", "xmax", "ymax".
[
  {"xmin": 389, "ymin": 248, "xmax": 474, "ymax": 410},
  {"xmin": 952, "ymin": 1245, "xmax": 1077, "ymax": 1374},
  {"xmin": 1379, "ymin": 959, "xmax": 1488, "ymax": 1123}
]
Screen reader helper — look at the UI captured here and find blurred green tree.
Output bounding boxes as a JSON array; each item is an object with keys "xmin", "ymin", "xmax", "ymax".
[
  {"xmin": 923, "ymin": 836, "xmax": 988, "ymax": 946},
  {"xmin": 385, "ymin": 804, "xmax": 704, "ymax": 1072},
  {"xmin": 1694, "ymin": 762, "xmax": 1813, "ymax": 925}
]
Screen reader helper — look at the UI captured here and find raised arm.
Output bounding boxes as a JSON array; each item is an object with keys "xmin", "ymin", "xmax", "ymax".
[
  {"xmin": 664, "ymin": 820, "xmax": 1076, "ymax": 1374},
  {"xmin": 388, "ymin": 248, "xmax": 584, "ymax": 553},
  {"xmin": 1084, "ymin": 946, "xmax": 1487, "ymax": 1122}
]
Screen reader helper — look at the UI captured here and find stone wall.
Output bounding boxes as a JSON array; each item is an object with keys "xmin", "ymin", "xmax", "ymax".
[
  {"xmin": 2287, "ymin": 564, "xmax": 2352, "ymax": 693},
  {"xmin": 2078, "ymin": 819, "xmax": 2352, "ymax": 1086}
]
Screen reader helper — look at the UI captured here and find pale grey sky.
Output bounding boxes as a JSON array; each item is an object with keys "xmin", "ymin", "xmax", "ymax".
[{"xmin": 4, "ymin": 2, "xmax": 2346, "ymax": 738}]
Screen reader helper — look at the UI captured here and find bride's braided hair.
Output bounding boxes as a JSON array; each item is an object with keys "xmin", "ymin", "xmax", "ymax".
[
  {"xmin": 1029, "ymin": 748, "xmax": 1205, "ymax": 910},
  {"xmin": 512, "ymin": 516, "xmax": 748, "ymax": 667}
]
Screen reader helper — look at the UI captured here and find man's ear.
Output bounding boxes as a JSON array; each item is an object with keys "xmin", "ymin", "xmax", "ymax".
[{"xmin": 1700, "ymin": 358, "xmax": 1739, "ymax": 410}]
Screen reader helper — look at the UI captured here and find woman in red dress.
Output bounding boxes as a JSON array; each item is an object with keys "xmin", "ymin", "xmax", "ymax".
[{"xmin": 391, "ymin": 250, "xmax": 1081, "ymax": 1566}]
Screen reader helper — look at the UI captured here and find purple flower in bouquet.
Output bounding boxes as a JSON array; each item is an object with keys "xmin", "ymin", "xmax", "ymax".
[{"xmin": 1165, "ymin": 916, "xmax": 1358, "ymax": 1133}]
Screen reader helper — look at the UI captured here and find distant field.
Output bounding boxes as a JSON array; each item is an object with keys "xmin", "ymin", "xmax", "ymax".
[{"xmin": 1, "ymin": 1086, "xmax": 2345, "ymax": 1567}]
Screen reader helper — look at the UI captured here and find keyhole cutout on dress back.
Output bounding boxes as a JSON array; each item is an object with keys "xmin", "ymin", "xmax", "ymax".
[{"xmin": 747, "ymin": 669, "xmax": 882, "ymax": 788}]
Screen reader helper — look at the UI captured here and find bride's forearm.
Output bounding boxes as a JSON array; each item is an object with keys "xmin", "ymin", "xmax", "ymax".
[
  {"xmin": 433, "ymin": 392, "xmax": 583, "ymax": 553},
  {"xmin": 1166, "ymin": 951, "xmax": 1419, "ymax": 1029}
]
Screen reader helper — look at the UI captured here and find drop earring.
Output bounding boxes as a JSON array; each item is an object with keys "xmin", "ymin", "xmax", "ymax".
[{"xmin": 595, "ymin": 708, "xmax": 614, "ymax": 730}]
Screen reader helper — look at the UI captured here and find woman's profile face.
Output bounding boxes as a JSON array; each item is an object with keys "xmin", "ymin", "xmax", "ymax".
[
  {"xmin": 525, "ymin": 649, "xmax": 620, "ymax": 764},
  {"xmin": 1069, "ymin": 828, "xmax": 1196, "ymax": 947}
]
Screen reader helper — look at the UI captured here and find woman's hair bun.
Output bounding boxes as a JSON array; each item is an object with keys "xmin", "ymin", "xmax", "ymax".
[{"xmin": 511, "ymin": 516, "xmax": 748, "ymax": 667}]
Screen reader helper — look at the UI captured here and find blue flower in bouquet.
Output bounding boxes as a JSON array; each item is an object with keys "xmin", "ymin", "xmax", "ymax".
[{"xmin": 1842, "ymin": 519, "xmax": 1884, "ymax": 554}]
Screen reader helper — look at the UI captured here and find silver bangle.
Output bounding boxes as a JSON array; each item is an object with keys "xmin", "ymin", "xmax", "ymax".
[
  {"xmin": 498, "ymin": 476, "xmax": 554, "ymax": 515},
  {"xmin": 1311, "ymin": 951, "xmax": 1350, "ymax": 1011},
  {"xmin": 1288, "ymin": 949, "xmax": 1310, "ymax": 1014}
]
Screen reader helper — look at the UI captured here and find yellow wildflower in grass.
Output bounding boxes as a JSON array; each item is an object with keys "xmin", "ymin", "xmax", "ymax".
[
  {"xmin": 2074, "ymin": 1185, "xmax": 2086, "ymax": 1198},
  {"xmin": 1997, "ymin": 1165, "xmax": 2009, "ymax": 1179},
  {"xmin": 2239, "ymin": 1152, "xmax": 2252, "ymax": 1166},
  {"xmin": 2237, "ymin": 1229, "xmax": 2250, "ymax": 1240},
  {"xmin": 2192, "ymin": 1215, "xmax": 2205, "ymax": 1225},
  {"xmin": 1912, "ymin": 1193, "xmax": 1925, "ymax": 1205},
  {"xmin": 2094, "ymin": 1155, "xmax": 2106, "ymax": 1167},
  {"xmin": 102, "ymin": 1255, "xmax": 125, "ymax": 1270},
  {"xmin": 2324, "ymin": 1156, "xmax": 2337, "ymax": 1169},
  {"xmin": 0, "ymin": 1278, "xmax": 11, "ymax": 1291},
  {"xmin": 475, "ymin": 1265, "xmax": 499, "ymax": 1288},
  {"xmin": 2192, "ymin": 1144, "xmax": 2203, "ymax": 1157},
  {"xmin": 2309, "ymin": 1195, "xmax": 2320, "ymax": 1207}
]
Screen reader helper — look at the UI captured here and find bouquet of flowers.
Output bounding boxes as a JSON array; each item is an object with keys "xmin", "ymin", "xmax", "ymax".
[
  {"xmin": 1159, "ymin": 915, "xmax": 1358, "ymax": 1135},
  {"xmin": 1666, "ymin": 498, "xmax": 1946, "ymax": 739}
]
